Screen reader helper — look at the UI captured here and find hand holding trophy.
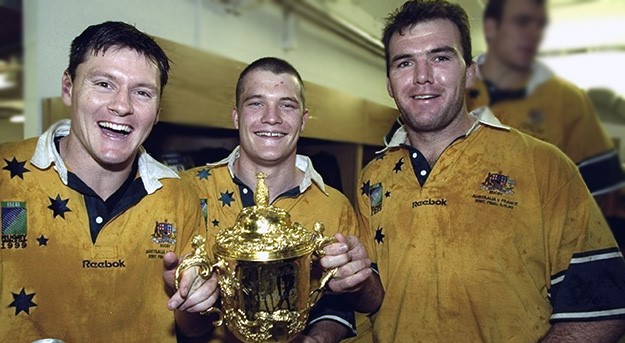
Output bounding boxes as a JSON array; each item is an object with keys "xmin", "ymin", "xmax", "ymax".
[{"xmin": 175, "ymin": 172, "xmax": 337, "ymax": 342}]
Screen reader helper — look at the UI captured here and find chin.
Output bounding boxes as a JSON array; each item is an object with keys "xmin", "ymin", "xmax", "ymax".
[
  {"xmin": 257, "ymin": 152, "xmax": 288, "ymax": 164},
  {"xmin": 98, "ymin": 152, "xmax": 136, "ymax": 168}
]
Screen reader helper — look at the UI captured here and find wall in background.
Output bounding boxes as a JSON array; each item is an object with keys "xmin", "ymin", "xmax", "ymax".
[
  {"xmin": 23, "ymin": 0, "xmax": 394, "ymax": 138},
  {"xmin": 20, "ymin": 0, "xmax": 625, "ymax": 163}
]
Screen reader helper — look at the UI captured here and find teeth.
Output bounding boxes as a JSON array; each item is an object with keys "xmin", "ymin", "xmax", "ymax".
[
  {"xmin": 99, "ymin": 122, "xmax": 132, "ymax": 133},
  {"xmin": 413, "ymin": 95, "xmax": 435, "ymax": 99},
  {"xmin": 256, "ymin": 132, "xmax": 285, "ymax": 137}
]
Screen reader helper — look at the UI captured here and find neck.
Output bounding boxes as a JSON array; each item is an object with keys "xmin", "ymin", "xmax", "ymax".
[
  {"xmin": 234, "ymin": 154, "xmax": 303, "ymax": 204},
  {"xmin": 481, "ymin": 52, "xmax": 531, "ymax": 90},
  {"xmin": 406, "ymin": 112, "xmax": 476, "ymax": 167},
  {"xmin": 59, "ymin": 136, "xmax": 134, "ymax": 201}
]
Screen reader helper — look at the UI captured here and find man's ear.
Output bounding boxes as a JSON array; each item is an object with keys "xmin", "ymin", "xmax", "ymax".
[
  {"xmin": 386, "ymin": 78, "xmax": 395, "ymax": 99},
  {"xmin": 232, "ymin": 107, "xmax": 239, "ymax": 130},
  {"xmin": 300, "ymin": 108, "xmax": 309, "ymax": 132},
  {"xmin": 465, "ymin": 62, "xmax": 477, "ymax": 88},
  {"xmin": 154, "ymin": 108, "xmax": 160, "ymax": 125},
  {"xmin": 61, "ymin": 70, "xmax": 73, "ymax": 107}
]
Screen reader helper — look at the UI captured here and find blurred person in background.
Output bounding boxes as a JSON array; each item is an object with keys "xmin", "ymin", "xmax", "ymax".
[{"xmin": 466, "ymin": 0, "xmax": 625, "ymax": 244}]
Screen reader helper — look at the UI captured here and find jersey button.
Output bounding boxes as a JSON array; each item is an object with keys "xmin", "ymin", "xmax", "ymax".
[
  {"xmin": 95, "ymin": 216, "xmax": 103, "ymax": 224},
  {"xmin": 420, "ymin": 170, "xmax": 427, "ymax": 176},
  {"xmin": 412, "ymin": 152, "xmax": 418, "ymax": 159},
  {"xmin": 242, "ymin": 188, "xmax": 249, "ymax": 194}
]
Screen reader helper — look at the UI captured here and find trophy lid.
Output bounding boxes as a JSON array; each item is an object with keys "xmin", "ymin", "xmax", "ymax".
[{"xmin": 214, "ymin": 172, "xmax": 315, "ymax": 261}]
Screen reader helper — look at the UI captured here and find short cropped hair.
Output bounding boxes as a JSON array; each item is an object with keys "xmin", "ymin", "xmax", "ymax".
[{"xmin": 235, "ymin": 57, "xmax": 306, "ymax": 109}]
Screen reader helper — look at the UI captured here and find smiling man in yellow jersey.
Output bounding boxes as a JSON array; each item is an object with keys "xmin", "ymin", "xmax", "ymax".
[
  {"xmin": 466, "ymin": 0, "xmax": 625, "ymax": 246},
  {"xmin": 181, "ymin": 57, "xmax": 384, "ymax": 342},
  {"xmin": 358, "ymin": 1, "xmax": 625, "ymax": 341}
]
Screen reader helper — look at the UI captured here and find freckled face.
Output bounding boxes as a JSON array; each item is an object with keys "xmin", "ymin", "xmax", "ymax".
[
  {"xmin": 233, "ymin": 70, "xmax": 307, "ymax": 167},
  {"xmin": 61, "ymin": 47, "xmax": 161, "ymax": 169},
  {"xmin": 386, "ymin": 19, "xmax": 473, "ymax": 133}
]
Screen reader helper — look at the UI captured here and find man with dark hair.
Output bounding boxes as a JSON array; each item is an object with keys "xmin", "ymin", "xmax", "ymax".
[
  {"xmin": 182, "ymin": 57, "xmax": 384, "ymax": 342},
  {"xmin": 467, "ymin": 0, "xmax": 625, "ymax": 245},
  {"xmin": 358, "ymin": 0, "xmax": 625, "ymax": 341},
  {"xmin": 0, "ymin": 21, "xmax": 213, "ymax": 341}
]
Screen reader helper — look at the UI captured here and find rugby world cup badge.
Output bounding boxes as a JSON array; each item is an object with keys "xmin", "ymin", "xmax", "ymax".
[
  {"xmin": 370, "ymin": 183, "xmax": 384, "ymax": 215},
  {"xmin": 1, "ymin": 201, "xmax": 27, "ymax": 249}
]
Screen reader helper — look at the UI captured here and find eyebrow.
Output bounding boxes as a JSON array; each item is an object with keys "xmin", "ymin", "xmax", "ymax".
[
  {"xmin": 242, "ymin": 94, "xmax": 300, "ymax": 104},
  {"xmin": 390, "ymin": 45, "xmax": 459, "ymax": 63},
  {"xmin": 390, "ymin": 53, "xmax": 413, "ymax": 64},
  {"xmin": 430, "ymin": 46, "xmax": 458, "ymax": 55},
  {"xmin": 242, "ymin": 94, "xmax": 264, "ymax": 103},
  {"xmin": 279, "ymin": 96, "xmax": 300, "ymax": 104},
  {"xmin": 92, "ymin": 71, "xmax": 159, "ymax": 93}
]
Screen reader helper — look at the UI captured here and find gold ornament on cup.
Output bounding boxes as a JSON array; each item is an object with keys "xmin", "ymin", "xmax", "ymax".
[{"xmin": 175, "ymin": 172, "xmax": 337, "ymax": 342}]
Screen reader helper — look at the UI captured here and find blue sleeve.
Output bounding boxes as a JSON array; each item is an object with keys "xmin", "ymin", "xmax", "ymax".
[
  {"xmin": 549, "ymin": 247, "xmax": 625, "ymax": 322},
  {"xmin": 307, "ymin": 293, "xmax": 357, "ymax": 338},
  {"xmin": 578, "ymin": 150, "xmax": 625, "ymax": 196}
]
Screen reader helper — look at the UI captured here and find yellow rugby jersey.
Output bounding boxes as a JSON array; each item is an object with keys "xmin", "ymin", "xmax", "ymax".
[
  {"xmin": 358, "ymin": 109, "xmax": 625, "ymax": 343},
  {"xmin": 0, "ymin": 121, "xmax": 202, "ymax": 342},
  {"xmin": 181, "ymin": 147, "xmax": 359, "ymax": 340},
  {"xmin": 467, "ymin": 57, "xmax": 625, "ymax": 196}
]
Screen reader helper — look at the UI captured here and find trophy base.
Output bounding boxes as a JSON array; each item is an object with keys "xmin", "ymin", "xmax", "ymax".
[{"xmin": 226, "ymin": 308, "xmax": 307, "ymax": 343}]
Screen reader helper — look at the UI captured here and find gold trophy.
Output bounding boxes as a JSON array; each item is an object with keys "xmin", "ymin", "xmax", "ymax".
[{"xmin": 175, "ymin": 173, "xmax": 337, "ymax": 342}]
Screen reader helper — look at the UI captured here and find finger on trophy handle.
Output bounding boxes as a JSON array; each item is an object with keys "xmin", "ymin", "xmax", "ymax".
[
  {"xmin": 174, "ymin": 234, "xmax": 213, "ymax": 290},
  {"xmin": 308, "ymin": 267, "xmax": 338, "ymax": 307}
]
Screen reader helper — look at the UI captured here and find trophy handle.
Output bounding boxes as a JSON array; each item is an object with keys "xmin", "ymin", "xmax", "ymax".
[
  {"xmin": 175, "ymin": 235, "xmax": 225, "ymax": 326},
  {"xmin": 309, "ymin": 222, "xmax": 339, "ymax": 307},
  {"xmin": 200, "ymin": 307, "xmax": 225, "ymax": 326},
  {"xmin": 309, "ymin": 267, "xmax": 338, "ymax": 307},
  {"xmin": 311, "ymin": 222, "xmax": 336, "ymax": 256}
]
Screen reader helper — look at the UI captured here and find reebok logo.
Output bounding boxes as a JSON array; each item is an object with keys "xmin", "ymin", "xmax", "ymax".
[
  {"xmin": 412, "ymin": 198, "xmax": 448, "ymax": 208},
  {"xmin": 82, "ymin": 259, "xmax": 126, "ymax": 269}
]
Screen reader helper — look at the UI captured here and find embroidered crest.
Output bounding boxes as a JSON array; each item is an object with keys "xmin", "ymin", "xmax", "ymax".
[
  {"xmin": 480, "ymin": 172, "xmax": 515, "ymax": 195},
  {"xmin": 370, "ymin": 183, "xmax": 384, "ymax": 215},
  {"xmin": 1, "ymin": 201, "xmax": 27, "ymax": 249},
  {"xmin": 151, "ymin": 221, "xmax": 177, "ymax": 245}
]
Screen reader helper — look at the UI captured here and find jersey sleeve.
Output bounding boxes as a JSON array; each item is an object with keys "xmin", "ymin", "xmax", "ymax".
[
  {"xmin": 306, "ymin": 189, "xmax": 358, "ymax": 337},
  {"xmin": 540, "ymin": 147, "xmax": 625, "ymax": 322}
]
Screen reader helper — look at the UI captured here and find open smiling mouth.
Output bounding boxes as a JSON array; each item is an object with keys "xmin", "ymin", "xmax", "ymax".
[
  {"xmin": 99, "ymin": 121, "xmax": 132, "ymax": 136},
  {"xmin": 255, "ymin": 131, "xmax": 285, "ymax": 137},
  {"xmin": 413, "ymin": 95, "xmax": 437, "ymax": 100}
]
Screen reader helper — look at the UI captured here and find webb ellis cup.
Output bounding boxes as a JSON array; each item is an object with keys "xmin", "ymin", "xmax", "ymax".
[{"xmin": 175, "ymin": 173, "xmax": 337, "ymax": 342}]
